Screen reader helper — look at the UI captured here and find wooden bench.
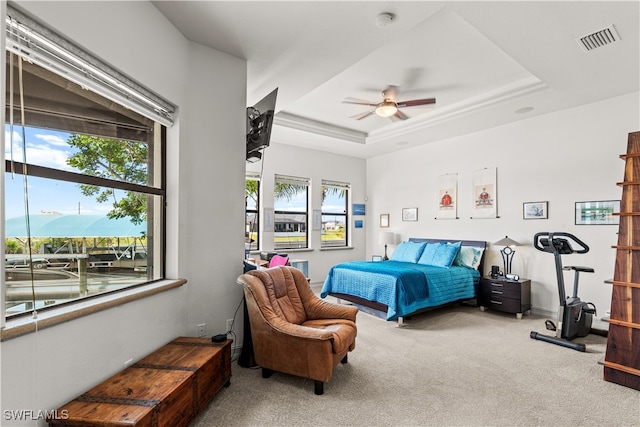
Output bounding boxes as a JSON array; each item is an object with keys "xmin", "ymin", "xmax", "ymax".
[{"xmin": 48, "ymin": 337, "xmax": 232, "ymax": 426}]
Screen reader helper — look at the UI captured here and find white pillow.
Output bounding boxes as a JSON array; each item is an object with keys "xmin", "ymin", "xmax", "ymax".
[{"xmin": 453, "ymin": 246, "xmax": 484, "ymax": 270}]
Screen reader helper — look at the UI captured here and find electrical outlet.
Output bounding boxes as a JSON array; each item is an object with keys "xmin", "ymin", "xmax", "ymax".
[
  {"xmin": 226, "ymin": 319, "xmax": 233, "ymax": 332},
  {"xmin": 197, "ymin": 323, "xmax": 206, "ymax": 337}
]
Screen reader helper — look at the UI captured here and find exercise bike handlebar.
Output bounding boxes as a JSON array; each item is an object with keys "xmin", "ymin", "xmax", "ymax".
[{"xmin": 533, "ymin": 232, "xmax": 590, "ymax": 254}]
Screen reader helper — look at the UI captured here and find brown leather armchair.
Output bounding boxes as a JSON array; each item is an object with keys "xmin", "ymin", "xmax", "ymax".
[{"xmin": 237, "ymin": 266, "xmax": 357, "ymax": 395}]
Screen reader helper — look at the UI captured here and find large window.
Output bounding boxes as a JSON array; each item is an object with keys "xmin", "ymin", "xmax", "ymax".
[
  {"xmin": 245, "ymin": 172, "xmax": 260, "ymax": 252},
  {"xmin": 321, "ymin": 180, "xmax": 349, "ymax": 248},
  {"xmin": 3, "ymin": 7, "xmax": 175, "ymax": 319},
  {"xmin": 274, "ymin": 174, "xmax": 309, "ymax": 250}
]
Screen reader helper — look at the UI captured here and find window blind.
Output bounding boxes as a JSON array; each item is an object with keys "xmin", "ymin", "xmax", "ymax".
[
  {"xmin": 246, "ymin": 171, "xmax": 262, "ymax": 181},
  {"xmin": 5, "ymin": 5, "xmax": 176, "ymax": 127},
  {"xmin": 321, "ymin": 179, "xmax": 350, "ymax": 189},
  {"xmin": 275, "ymin": 174, "xmax": 310, "ymax": 186}
]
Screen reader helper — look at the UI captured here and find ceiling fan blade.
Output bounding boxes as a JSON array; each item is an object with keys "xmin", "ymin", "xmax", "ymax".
[
  {"xmin": 351, "ymin": 110, "xmax": 376, "ymax": 120},
  {"xmin": 391, "ymin": 110, "xmax": 409, "ymax": 121},
  {"xmin": 397, "ymin": 98, "xmax": 436, "ymax": 108},
  {"xmin": 343, "ymin": 97, "xmax": 377, "ymax": 106}
]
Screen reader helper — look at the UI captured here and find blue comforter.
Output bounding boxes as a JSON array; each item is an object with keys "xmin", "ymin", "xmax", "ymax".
[{"xmin": 321, "ymin": 260, "xmax": 480, "ymax": 320}]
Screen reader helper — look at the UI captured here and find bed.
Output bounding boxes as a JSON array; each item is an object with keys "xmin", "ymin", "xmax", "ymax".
[{"xmin": 321, "ymin": 238, "xmax": 487, "ymax": 323}]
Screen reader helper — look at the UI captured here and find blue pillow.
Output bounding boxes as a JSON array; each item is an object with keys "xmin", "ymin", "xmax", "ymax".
[
  {"xmin": 418, "ymin": 241, "xmax": 461, "ymax": 268},
  {"xmin": 390, "ymin": 241, "xmax": 427, "ymax": 263},
  {"xmin": 417, "ymin": 243, "xmax": 440, "ymax": 265}
]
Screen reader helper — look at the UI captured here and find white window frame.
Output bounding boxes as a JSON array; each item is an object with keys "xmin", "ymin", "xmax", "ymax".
[
  {"xmin": 321, "ymin": 179, "xmax": 350, "ymax": 248},
  {"xmin": 274, "ymin": 174, "xmax": 309, "ymax": 250}
]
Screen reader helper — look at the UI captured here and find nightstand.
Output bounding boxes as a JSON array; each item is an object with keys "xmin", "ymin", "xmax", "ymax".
[{"xmin": 478, "ymin": 276, "xmax": 531, "ymax": 319}]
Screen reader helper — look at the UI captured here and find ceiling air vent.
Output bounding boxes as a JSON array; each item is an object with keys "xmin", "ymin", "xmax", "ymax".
[{"xmin": 577, "ymin": 25, "xmax": 621, "ymax": 52}]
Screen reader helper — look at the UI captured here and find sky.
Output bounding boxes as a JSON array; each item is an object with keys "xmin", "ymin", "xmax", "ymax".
[
  {"xmin": 4, "ymin": 125, "xmax": 109, "ymax": 219},
  {"xmin": 6, "ymin": 124, "xmax": 347, "ymax": 220}
]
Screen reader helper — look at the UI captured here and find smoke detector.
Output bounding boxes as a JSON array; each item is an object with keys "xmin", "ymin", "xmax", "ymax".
[
  {"xmin": 376, "ymin": 12, "xmax": 395, "ymax": 28},
  {"xmin": 577, "ymin": 25, "xmax": 621, "ymax": 52}
]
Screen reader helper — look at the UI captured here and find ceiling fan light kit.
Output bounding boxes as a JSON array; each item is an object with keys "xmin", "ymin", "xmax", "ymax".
[{"xmin": 375, "ymin": 100, "xmax": 398, "ymax": 117}]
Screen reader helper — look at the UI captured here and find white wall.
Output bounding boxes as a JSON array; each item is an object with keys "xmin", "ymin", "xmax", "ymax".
[
  {"xmin": 0, "ymin": 2, "xmax": 246, "ymax": 426},
  {"xmin": 0, "ymin": 1, "xmax": 637, "ymax": 424},
  {"xmin": 247, "ymin": 142, "xmax": 367, "ymax": 283},
  {"xmin": 366, "ymin": 92, "xmax": 640, "ymax": 317}
]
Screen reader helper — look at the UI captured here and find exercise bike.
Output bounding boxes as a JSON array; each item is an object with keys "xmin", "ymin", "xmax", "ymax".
[{"xmin": 530, "ymin": 232, "xmax": 602, "ymax": 352}]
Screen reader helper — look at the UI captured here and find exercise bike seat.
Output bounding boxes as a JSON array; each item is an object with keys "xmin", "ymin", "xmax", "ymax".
[{"xmin": 563, "ymin": 266, "xmax": 595, "ymax": 273}]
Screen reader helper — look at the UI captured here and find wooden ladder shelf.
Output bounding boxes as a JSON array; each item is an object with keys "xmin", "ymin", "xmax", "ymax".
[{"xmin": 604, "ymin": 130, "xmax": 640, "ymax": 390}]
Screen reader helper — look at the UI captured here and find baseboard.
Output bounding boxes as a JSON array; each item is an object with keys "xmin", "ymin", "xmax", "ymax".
[
  {"xmin": 531, "ymin": 307, "xmax": 556, "ymax": 318},
  {"xmin": 230, "ymin": 345, "xmax": 243, "ymax": 363}
]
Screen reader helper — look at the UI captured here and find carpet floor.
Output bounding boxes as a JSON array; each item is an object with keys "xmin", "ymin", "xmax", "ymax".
[{"xmin": 192, "ymin": 303, "xmax": 639, "ymax": 426}]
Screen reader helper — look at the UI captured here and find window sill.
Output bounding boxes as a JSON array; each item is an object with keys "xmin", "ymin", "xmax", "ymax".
[
  {"xmin": 320, "ymin": 246, "xmax": 354, "ymax": 251},
  {"xmin": 1, "ymin": 278, "xmax": 187, "ymax": 342},
  {"xmin": 278, "ymin": 248, "xmax": 314, "ymax": 253}
]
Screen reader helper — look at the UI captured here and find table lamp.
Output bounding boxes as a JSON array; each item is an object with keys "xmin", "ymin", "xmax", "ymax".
[
  {"xmin": 494, "ymin": 236, "xmax": 521, "ymax": 275},
  {"xmin": 379, "ymin": 231, "xmax": 396, "ymax": 260}
]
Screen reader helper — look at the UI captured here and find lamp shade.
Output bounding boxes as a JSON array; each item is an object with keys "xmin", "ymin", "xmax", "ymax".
[
  {"xmin": 494, "ymin": 236, "xmax": 520, "ymax": 247},
  {"xmin": 379, "ymin": 231, "xmax": 396, "ymax": 245}
]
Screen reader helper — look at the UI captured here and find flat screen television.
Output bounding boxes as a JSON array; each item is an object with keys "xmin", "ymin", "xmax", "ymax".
[{"xmin": 246, "ymin": 88, "xmax": 278, "ymax": 162}]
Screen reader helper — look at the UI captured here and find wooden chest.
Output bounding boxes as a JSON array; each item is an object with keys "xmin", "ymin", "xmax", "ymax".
[{"xmin": 48, "ymin": 337, "xmax": 232, "ymax": 427}]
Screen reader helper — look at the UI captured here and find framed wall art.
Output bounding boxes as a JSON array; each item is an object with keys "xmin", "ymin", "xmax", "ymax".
[
  {"xmin": 402, "ymin": 207, "xmax": 418, "ymax": 222},
  {"xmin": 380, "ymin": 213, "xmax": 390, "ymax": 228},
  {"xmin": 523, "ymin": 201, "xmax": 548, "ymax": 219},
  {"xmin": 471, "ymin": 167, "xmax": 497, "ymax": 219},
  {"xmin": 436, "ymin": 173, "xmax": 458, "ymax": 219},
  {"xmin": 353, "ymin": 204, "xmax": 366, "ymax": 216},
  {"xmin": 575, "ymin": 200, "xmax": 620, "ymax": 225}
]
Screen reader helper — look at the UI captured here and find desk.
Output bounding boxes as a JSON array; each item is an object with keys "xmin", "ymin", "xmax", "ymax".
[{"xmin": 247, "ymin": 258, "xmax": 268, "ymax": 268}]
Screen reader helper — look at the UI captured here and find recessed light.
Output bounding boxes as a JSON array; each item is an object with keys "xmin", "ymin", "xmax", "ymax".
[{"xmin": 515, "ymin": 106, "xmax": 534, "ymax": 114}]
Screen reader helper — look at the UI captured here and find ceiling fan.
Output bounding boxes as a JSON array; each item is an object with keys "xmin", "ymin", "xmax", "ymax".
[{"xmin": 343, "ymin": 85, "xmax": 436, "ymax": 121}]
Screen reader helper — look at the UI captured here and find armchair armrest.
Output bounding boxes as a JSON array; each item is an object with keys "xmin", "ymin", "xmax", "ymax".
[
  {"xmin": 268, "ymin": 316, "xmax": 335, "ymax": 341},
  {"xmin": 305, "ymin": 296, "xmax": 358, "ymax": 322}
]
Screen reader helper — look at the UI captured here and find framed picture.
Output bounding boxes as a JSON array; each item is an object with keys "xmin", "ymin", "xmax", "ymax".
[
  {"xmin": 380, "ymin": 213, "xmax": 390, "ymax": 228},
  {"xmin": 371, "ymin": 255, "xmax": 383, "ymax": 262},
  {"xmin": 575, "ymin": 200, "xmax": 620, "ymax": 225},
  {"xmin": 353, "ymin": 203, "xmax": 366, "ymax": 216},
  {"xmin": 354, "ymin": 219, "xmax": 364, "ymax": 228},
  {"xmin": 402, "ymin": 207, "xmax": 418, "ymax": 222},
  {"xmin": 523, "ymin": 201, "xmax": 548, "ymax": 219}
]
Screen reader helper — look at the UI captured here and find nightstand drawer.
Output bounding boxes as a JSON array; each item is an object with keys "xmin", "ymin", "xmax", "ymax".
[
  {"xmin": 481, "ymin": 295, "xmax": 523, "ymax": 313},
  {"xmin": 479, "ymin": 281, "xmax": 521, "ymax": 299}
]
